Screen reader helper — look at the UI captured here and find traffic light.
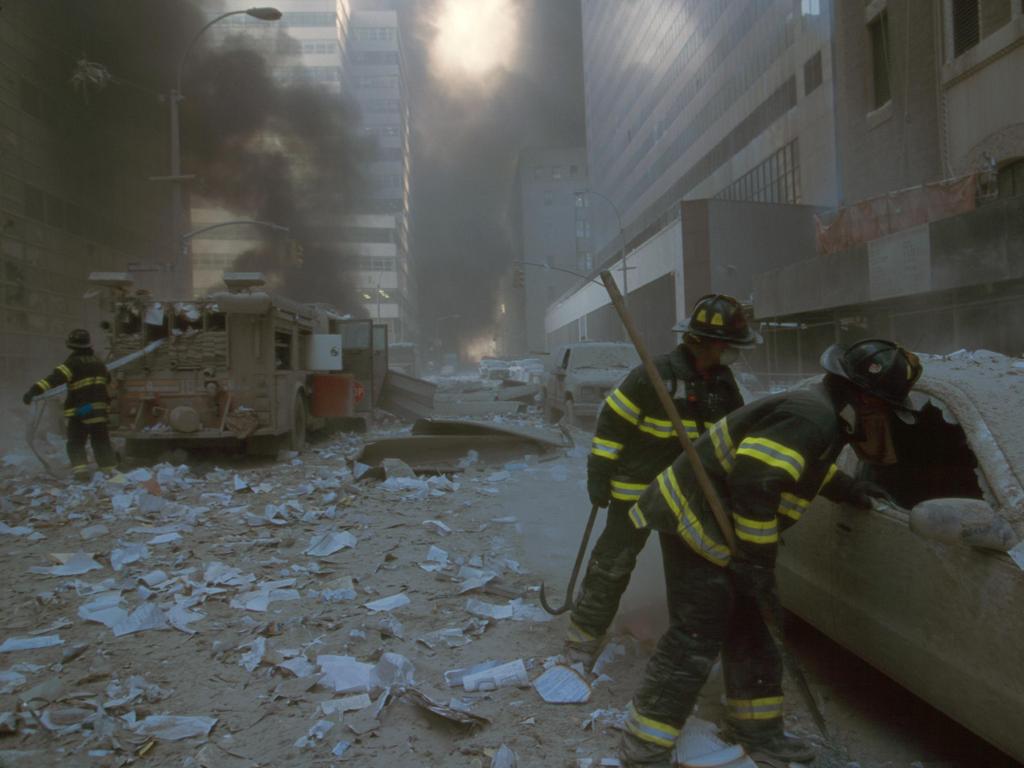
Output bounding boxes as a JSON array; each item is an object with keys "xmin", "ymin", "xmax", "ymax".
[{"xmin": 513, "ymin": 264, "xmax": 525, "ymax": 288}]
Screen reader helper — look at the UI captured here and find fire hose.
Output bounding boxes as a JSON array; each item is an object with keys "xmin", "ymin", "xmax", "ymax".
[{"xmin": 24, "ymin": 339, "xmax": 166, "ymax": 476}]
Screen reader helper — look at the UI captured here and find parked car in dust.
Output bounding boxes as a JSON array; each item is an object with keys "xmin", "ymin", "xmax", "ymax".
[
  {"xmin": 508, "ymin": 357, "xmax": 546, "ymax": 384},
  {"xmin": 776, "ymin": 350, "xmax": 1024, "ymax": 762},
  {"xmin": 478, "ymin": 357, "xmax": 511, "ymax": 381},
  {"xmin": 541, "ymin": 341, "xmax": 639, "ymax": 425}
]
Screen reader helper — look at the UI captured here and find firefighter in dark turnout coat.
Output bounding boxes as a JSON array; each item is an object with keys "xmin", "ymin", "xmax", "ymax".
[
  {"xmin": 23, "ymin": 329, "xmax": 116, "ymax": 480},
  {"xmin": 565, "ymin": 295, "xmax": 759, "ymax": 662},
  {"xmin": 618, "ymin": 339, "xmax": 922, "ymax": 766}
]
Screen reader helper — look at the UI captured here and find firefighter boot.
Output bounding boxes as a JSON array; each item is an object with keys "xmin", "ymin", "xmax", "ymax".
[
  {"xmin": 618, "ymin": 731, "xmax": 673, "ymax": 768},
  {"xmin": 562, "ymin": 621, "xmax": 603, "ymax": 670},
  {"xmin": 726, "ymin": 725, "xmax": 816, "ymax": 763}
]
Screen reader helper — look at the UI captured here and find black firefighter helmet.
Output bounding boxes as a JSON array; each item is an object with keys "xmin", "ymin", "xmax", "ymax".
[
  {"xmin": 820, "ymin": 339, "xmax": 923, "ymax": 415},
  {"xmin": 66, "ymin": 328, "xmax": 92, "ymax": 350},
  {"xmin": 673, "ymin": 294, "xmax": 762, "ymax": 349}
]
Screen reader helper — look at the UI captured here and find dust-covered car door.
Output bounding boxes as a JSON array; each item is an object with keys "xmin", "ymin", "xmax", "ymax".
[{"xmin": 824, "ymin": 393, "xmax": 1024, "ymax": 761}]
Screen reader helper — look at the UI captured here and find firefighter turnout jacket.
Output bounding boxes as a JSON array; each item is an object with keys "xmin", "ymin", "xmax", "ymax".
[
  {"xmin": 628, "ymin": 381, "xmax": 856, "ymax": 567},
  {"xmin": 26, "ymin": 350, "xmax": 112, "ymax": 424},
  {"xmin": 589, "ymin": 345, "xmax": 744, "ymax": 505}
]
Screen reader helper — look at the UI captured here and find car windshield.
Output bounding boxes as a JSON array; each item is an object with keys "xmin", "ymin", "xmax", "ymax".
[{"xmin": 570, "ymin": 345, "xmax": 638, "ymax": 370}]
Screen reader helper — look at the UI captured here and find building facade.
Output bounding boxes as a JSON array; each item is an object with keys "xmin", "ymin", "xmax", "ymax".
[
  {"xmin": 753, "ymin": 0, "xmax": 1024, "ymax": 372},
  {"xmin": 506, "ymin": 147, "xmax": 593, "ymax": 355},
  {"xmin": 191, "ymin": 0, "xmax": 352, "ymax": 297},
  {"xmin": 344, "ymin": 4, "xmax": 415, "ymax": 343},
  {"xmin": 547, "ymin": 0, "xmax": 839, "ymax": 348},
  {"xmin": 0, "ymin": 1, "xmax": 165, "ymax": 386}
]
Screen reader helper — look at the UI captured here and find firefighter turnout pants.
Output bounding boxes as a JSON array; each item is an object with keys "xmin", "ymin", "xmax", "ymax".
[
  {"xmin": 568, "ymin": 499, "xmax": 653, "ymax": 645},
  {"xmin": 66, "ymin": 416, "xmax": 116, "ymax": 476},
  {"xmin": 625, "ymin": 534, "xmax": 784, "ymax": 751}
]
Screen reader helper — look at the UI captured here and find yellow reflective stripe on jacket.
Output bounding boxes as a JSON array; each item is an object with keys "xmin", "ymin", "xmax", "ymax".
[
  {"xmin": 628, "ymin": 503, "xmax": 648, "ymax": 529},
  {"xmin": 709, "ymin": 418, "xmax": 736, "ymax": 473},
  {"xmin": 732, "ymin": 513, "xmax": 779, "ymax": 544},
  {"xmin": 625, "ymin": 702, "xmax": 681, "ymax": 747},
  {"xmin": 82, "ymin": 416, "xmax": 108, "ymax": 425},
  {"xmin": 590, "ymin": 436, "xmax": 624, "ymax": 460},
  {"xmin": 656, "ymin": 469, "xmax": 730, "ymax": 566},
  {"xmin": 605, "ymin": 387, "xmax": 641, "ymax": 426},
  {"xmin": 69, "ymin": 376, "xmax": 107, "ymax": 391},
  {"xmin": 818, "ymin": 462, "xmax": 839, "ymax": 492},
  {"xmin": 610, "ymin": 479, "xmax": 646, "ymax": 501},
  {"xmin": 777, "ymin": 492, "xmax": 811, "ymax": 521},
  {"xmin": 56, "ymin": 364, "xmax": 72, "ymax": 380},
  {"xmin": 727, "ymin": 696, "xmax": 784, "ymax": 721},
  {"xmin": 736, "ymin": 437, "xmax": 805, "ymax": 481},
  {"xmin": 35, "ymin": 379, "xmax": 52, "ymax": 391},
  {"xmin": 637, "ymin": 416, "xmax": 700, "ymax": 440}
]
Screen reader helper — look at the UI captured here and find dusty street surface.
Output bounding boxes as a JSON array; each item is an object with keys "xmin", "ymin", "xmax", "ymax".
[{"xmin": 0, "ymin": 418, "xmax": 1016, "ymax": 767}]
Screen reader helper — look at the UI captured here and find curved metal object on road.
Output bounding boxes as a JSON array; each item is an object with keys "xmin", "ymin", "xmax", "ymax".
[{"xmin": 539, "ymin": 504, "xmax": 600, "ymax": 615}]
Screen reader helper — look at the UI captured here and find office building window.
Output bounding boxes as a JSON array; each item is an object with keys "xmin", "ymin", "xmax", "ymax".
[
  {"xmin": 552, "ymin": 166, "xmax": 563, "ymax": 180},
  {"xmin": 952, "ymin": 0, "xmax": 981, "ymax": 55},
  {"xmin": 868, "ymin": 12, "xmax": 891, "ymax": 109},
  {"xmin": 801, "ymin": 0, "xmax": 821, "ymax": 14},
  {"xmin": 804, "ymin": 51, "xmax": 823, "ymax": 95},
  {"xmin": 715, "ymin": 140, "xmax": 801, "ymax": 205}
]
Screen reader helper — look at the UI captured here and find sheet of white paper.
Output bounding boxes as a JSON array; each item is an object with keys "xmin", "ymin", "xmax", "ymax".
[
  {"xmin": 304, "ymin": 531, "xmax": 357, "ymax": 557},
  {"xmin": 111, "ymin": 544, "xmax": 149, "ymax": 572},
  {"xmin": 279, "ymin": 656, "xmax": 316, "ymax": 678},
  {"xmin": 0, "ymin": 635, "xmax": 63, "ymax": 653},
  {"xmin": 167, "ymin": 603, "xmax": 205, "ymax": 634},
  {"xmin": 317, "ymin": 655, "xmax": 374, "ymax": 693},
  {"xmin": 148, "ymin": 532, "xmax": 182, "ymax": 545},
  {"xmin": 364, "ymin": 593, "xmax": 409, "ymax": 612},
  {"xmin": 112, "ymin": 603, "xmax": 169, "ymax": 637},
  {"xmin": 79, "ymin": 593, "xmax": 128, "ymax": 629},
  {"xmin": 464, "ymin": 598, "xmax": 513, "ymax": 620},
  {"xmin": 532, "ymin": 665, "xmax": 592, "ymax": 703},
  {"xmin": 319, "ymin": 693, "xmax": 372, "ymax": 716},
  {"xmin": 240, "ymin": 638, "xmax": 266, "ymax": 672},
  {"xmin": 31, "ymin": 552, "xmax": 101, "ymax": 577},
  {"xmin": 134, "ymin": 714, "xmax": 217, "ymax": 741}
]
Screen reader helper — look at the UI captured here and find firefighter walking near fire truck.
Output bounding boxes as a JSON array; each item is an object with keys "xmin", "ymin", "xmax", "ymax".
[
  {"xmin": 618, "ymin": 339, "xmax": 923, "ymax": 766},
  {"xmin": 565, "ymin": 295, "xmax": 760, "ymax": 665},
  {"xmin": 22, "ymin": 329, "xmax": 116, "ymax": 481}
]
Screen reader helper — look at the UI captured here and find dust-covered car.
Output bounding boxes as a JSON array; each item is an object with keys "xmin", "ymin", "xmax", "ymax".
[
  {"xmin": 542, "ymin": 342, "xmax": 639, "ymax": 424},
  {"xmin": 777, "ymin": 350, "xmax": 1024, "ymax": 762}
]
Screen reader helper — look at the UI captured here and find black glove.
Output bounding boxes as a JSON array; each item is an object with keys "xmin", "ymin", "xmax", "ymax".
[
  {"xmin": 847, "ymin": 479, "xmax": 894, "ymax": 509},
  {"xmin": 22, "ymin": 389, "xmax": 34, "ymax": 406},
  {"xmin": 587, "ymin": 472, "xmax": 611, "ymax": 508},
  {"xmin": 728, "ymin": 558, "xmax": 776, "ymax": 603}
]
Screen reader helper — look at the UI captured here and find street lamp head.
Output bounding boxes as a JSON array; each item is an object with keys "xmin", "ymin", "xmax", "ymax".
[{"xmin": 246, "ymin": 7, "xmax": 283, "ymax": 20}]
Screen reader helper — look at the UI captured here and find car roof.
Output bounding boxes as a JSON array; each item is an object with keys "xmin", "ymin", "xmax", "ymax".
[{"xmin": 915, "ymin": 350, "xmax": 1024, "ymax": 521}]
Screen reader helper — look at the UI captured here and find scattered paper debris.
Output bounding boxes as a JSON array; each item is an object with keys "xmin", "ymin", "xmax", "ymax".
[
  {"xmin": 533, "ymin": 665, "xmax": 591, "ymax": 704},
  {"xmin": 0, "ymin": 635, "xmax": 63, "ymax": 653},
  {"xmin": 462, "ymin": 659, "xmax": 529, "ymax": 692},
  {"xmin": 491, "ymin": 744, "xmax": 518, "ymax": 768},
  {"xmin": 305, "ymin": 531, "xmax": 357, "ymax": 557},
  {"xmin": 404, "ymin": 688, "xmax": 490, "ymax": 728},
  {"xmin": 364, "ymin": 592, "xmax": 410, "ymax": 612},
  {"xmin": 134, "ymin": 714, "xmax": 217, "ymax": 741},
  {"xmin": 31, "ymin": 552, "xmax": 101, "ymax": 577}
]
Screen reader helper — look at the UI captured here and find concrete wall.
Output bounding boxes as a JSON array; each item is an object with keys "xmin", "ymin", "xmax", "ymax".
[
  {"xmin": 832, "ymin": 0, "xmax": 945, "ymax": 203},
  {"xmin": 754, "ymin": 195, "xmax": 1024, "ymax": 318}
]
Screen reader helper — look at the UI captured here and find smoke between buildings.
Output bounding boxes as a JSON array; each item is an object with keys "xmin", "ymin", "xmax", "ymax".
[
  {"xmin": 403, "ymin": 0, "xmax": 586, "ymax": 354},
  {"xmin": 59, "ymin": 0, "xmax": 369, "ymax": 312}
]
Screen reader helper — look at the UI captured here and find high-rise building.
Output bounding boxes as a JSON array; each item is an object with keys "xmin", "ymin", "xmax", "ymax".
[
  {"xmin": 0, "ymin": 2, "xmax": 165, "ymax": 386},
  {"xmin": 547, "ymin": 0, "xmax": 838, "ymax": 349},
  {"xmin": 507, "ymin": 148, "xmax": 592, "ymax": 354},
  {"xmin": 344, "ymin": 3, "xmax": 415, "ymax": 343},
  {"xmin": 191, "ymin": 1, "xmax": 353, "ymax": 297}
]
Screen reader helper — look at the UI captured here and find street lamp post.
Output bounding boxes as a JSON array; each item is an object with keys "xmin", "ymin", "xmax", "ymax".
[
  {"xmin": 168, "ymin": 6, "xmax": 282, "ymax": 297},
  {"xmin": 581, "ymin": 189, "xmax": 628, "ymax": 304}
]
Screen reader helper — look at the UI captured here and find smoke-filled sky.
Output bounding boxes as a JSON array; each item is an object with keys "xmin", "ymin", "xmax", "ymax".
[{"xmin": 401, "ymin": 0, "xmax": 586, "ymax": 350}]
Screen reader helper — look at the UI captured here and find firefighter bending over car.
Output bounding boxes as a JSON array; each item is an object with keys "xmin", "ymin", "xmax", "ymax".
[
  {"xmin": 564, "ymin": 295, "xmax": 758, "ymax": 665},
  {"xmin": 23, "ymin": 329, "xmax": 116, "ymax": 481},
  {"xmin": 617, "ymin": 339, "xmax": 922, "ymax": 766}
]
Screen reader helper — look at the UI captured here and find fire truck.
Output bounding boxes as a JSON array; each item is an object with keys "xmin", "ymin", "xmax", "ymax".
[{"xmin": 90, "ymin": 272, "xmax": 381, "ymax": 457}]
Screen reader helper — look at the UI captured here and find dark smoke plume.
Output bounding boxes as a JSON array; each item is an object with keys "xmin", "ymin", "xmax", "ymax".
[
  {"xmin": 57, "ymin": 0, "xmax": 368, "ymax": 312},
  {"xmin": 400, "ymin": 0, "xmax": 586, "ymax": 353}
]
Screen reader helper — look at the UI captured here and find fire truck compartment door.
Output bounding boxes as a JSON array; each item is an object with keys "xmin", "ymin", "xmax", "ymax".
[{"xmin": 310, "ymin": 334, "xmax": 343, "ymax": 370}]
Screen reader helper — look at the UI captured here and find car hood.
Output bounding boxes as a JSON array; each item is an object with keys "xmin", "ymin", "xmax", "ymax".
[{"xmin": 569, "ymin": 368, "xmax": 629, "ymax": 387}]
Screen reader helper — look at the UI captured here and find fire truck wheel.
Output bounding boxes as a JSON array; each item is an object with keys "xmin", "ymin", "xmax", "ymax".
[{"xmin": 288, "ymin": 395, "xmax": 307, "ymax": 452}]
